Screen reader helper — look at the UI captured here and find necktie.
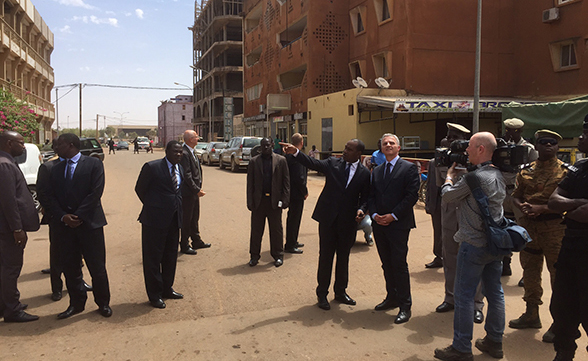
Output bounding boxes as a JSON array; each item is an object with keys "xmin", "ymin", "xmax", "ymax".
[
  {"xmin": 385, "ymin": 162, "xmax": 392, "ymax": 181},
  {"xmin": 66, "ymin": 159, "xmax": 74, "ymax": 181},
  {"xmin": 344, "ymin": 162, "xmax": 351, "ymax": 186},
  {"xmin": 171, "ymin": 165, "xmax": 178, "ymax": 190}
]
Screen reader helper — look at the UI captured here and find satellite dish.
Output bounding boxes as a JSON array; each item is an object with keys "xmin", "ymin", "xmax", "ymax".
[
  {"xmin": 352, "ymin": 79, "xmax": 361, "ymax": 88},
  {"xmin": 375, "ymin": 77, "xmax": 390, "ymax": 89},
  {"xmin": 357, "ymin": 77, "xmax": 368, "ymax": 88}
]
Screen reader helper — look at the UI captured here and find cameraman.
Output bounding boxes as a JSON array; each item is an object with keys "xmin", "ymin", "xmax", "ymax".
[
  {"xmin": 434, "ymin": 132, "xmax": 507, "ymax": 361},
  {"xmin": 434, "ymin": 123, "xmax": 485, "ymax": 325}
]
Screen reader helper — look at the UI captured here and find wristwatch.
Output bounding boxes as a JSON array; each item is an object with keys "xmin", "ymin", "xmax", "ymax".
[{"xmin": 14, "ymin": 229, "xmax": 23, "ymax": 233}]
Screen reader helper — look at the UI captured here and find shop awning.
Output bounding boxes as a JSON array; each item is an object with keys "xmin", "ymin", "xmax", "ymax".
[
  {"xmin": 502, "ymin": 95, "xmax": 588, "ymax": 139},
  {"xmin": 357, "ymin": 95, "xmax": 541, "ymax": 113}
]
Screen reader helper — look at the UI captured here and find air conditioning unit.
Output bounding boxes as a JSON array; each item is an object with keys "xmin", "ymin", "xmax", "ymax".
[
  {"xmin": 259, "ymin": 104, "xmax": 266, "ymax": 113},
  {"xmin": 542, "ymin": 8, "xmax": 560, "ymax": 23}
]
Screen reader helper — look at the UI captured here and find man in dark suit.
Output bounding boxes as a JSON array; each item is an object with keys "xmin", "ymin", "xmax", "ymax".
[
  {"xmin": 282, "ymin": 139, "xmax": 370, "ymax": 310},
  {"xmin": 179, "ymin": 130, "xmax": 210, "ymax": 255},
  {"xmin": 135, "ymin": 141, "xmax": 185, "ymax": 309},
  {"xmin": 247, "ymin": 137, "xmax": 290, "ymax": 267},
  {"xmin": 369, "ymin": 133, "xmax": 420, "ymax": 324},
  {"xmin": 284, "ymin": 133, "xmax": 307, "ymax": 254},
  {"xmin": 45, "ymin": 133, "xmax": 112, "ymax": 319},
  {"xmin": 0, "ymin": 130, "xmax": 40, "ymax": 322}
]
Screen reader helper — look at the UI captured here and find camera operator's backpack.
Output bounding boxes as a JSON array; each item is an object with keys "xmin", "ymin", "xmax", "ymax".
[{"xmin": 464, "ymin": 172, "xmax": 532, "ymax": 256}]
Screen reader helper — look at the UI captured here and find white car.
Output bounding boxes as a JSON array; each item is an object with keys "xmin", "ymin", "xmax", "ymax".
[{"xmin": 15, "ymin": 143, "xmax": 43, "ymax": 212}]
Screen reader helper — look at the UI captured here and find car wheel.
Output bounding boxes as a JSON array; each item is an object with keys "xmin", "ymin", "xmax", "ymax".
[
  {"xmin": 231, "ymin": 157, "xmax": 239, "ymax": 172},
  {"xmin": 28, "ymin": 185, "xmax": 42, "ymax": 213},
  {"xmin": 219, "ymin": 157, "xmax": 225, "ymax": 169}
]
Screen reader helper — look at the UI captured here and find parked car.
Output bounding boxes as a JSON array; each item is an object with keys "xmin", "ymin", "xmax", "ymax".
[
  {"xmin": 201, "ymin": 142, "xmax": 227, "ymax": 166},
  {"xmin": 194, "ymin": 142, "xmax": 209, "ymax": 160},
  {"xmin": 80, "ymin": 137, "xmax": 105, "ymax": 161},
  {"xmin": 219, "ymin": 136, "xmax": 262, "ymax": 172},
  {"xmin": 15, "ymin": 143, "xmax": 43, "ymax": 212},
  {"xmin": 136, "ymin": 136, "xmax": 150, "ymax": 149},
  {"xmin": 114, "ymin": 141, "xmax": 129, "ymax": 150}
]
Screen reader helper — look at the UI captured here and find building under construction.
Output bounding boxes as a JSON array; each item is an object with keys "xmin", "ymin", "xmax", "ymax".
[{"xmin": 191, "ymin": 0, "xmax": 243, "ymax": 141}]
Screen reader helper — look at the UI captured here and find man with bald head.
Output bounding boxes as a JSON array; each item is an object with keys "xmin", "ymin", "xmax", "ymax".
[
  {"xmin": 435, "ymin": 132, "xmax": 507, "ymax": 361},
  {"xmin": 180, "ymin": 130, "xmax": 210, "ymax": 255},
  {"xmin": 0, "ymin": 131, "xmax": 40, "ymax": 322}
]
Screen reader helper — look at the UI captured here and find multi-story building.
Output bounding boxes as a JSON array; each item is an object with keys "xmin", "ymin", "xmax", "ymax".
[
  {"xmin": 158, "ymin": 95, "xmax": 195, "ymax": 146},
  {"xmin": 191, "ymin": 0, "xmax": 244, "ymax": 142},
  {"xmin": 1, "ymin": 0, "xmax": 55, "ymax": 143},
  {"xmin": 242, "ymin": 0, "xmax": 351, "ymax": 144}
]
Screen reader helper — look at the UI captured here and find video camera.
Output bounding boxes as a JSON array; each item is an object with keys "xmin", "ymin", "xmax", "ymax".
[{"xmin": 435, "ymin": 138, "xmax": 529, "ymax": 172}]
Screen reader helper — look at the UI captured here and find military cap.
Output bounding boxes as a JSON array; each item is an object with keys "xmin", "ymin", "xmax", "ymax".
[
  {"xmin": 534, "ymin": 129, "xmax": 562, "ymax": 140},
  {"xmin": 503, "ymin": 118, "xmax": 525, "ymax": 129},
  {"xmin": 446, "ymin": 122, "xmax": 471, "ymax": 134}
]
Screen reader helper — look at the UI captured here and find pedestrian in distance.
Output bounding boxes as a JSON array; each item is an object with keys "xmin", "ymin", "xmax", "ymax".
[
  {"xmin": 133, "ymin": 137, "xmax": 140, "ymax": 154},
  {"xmin": 284, "ymin": 133, "xmax": 307, "ymax": 254},
  {"xmin": 135, "ymin": 140, "xmax": 185, "ymax": 309},
  {"xmin": 108, "ymin": 138, "xmax": 115, "ymax": 155},
  {"xmin": 0, "ymin": 130, "xmax": 41, "ymax": 322},
  {"xmin": 281, "ymin": 138, "xmax": 370, "ymax": 311},
  {"xmin": 247, "ymin": 137, "xmax": 290, "ymax": 267}
]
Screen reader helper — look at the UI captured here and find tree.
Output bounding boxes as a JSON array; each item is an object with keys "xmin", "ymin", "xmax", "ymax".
[
  {"xmin": 0, "ymin": 87, "xmax": 40, "ymax": 142},
  {"xmin": 146, "ymin": 129, "xmax": 157, "ymax": 139},
  {"xmin": 128, "ymin": 131, "xmax": 139, "ymax": 140},
  {"xmin": 104, "ymin": 126, "xmax": 116, "ymax": 138}
]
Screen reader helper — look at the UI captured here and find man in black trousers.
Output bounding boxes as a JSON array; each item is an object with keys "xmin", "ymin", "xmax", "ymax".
[
  {"xmin": 284, "ymin": 133, "xmax": 307, "ymax": 254},
  {"xmin": 135, "ymin": 141, "xmax": 185, "ymax": 309},
  {"xmin": 179, "ymin": 130, "xmax": 210, "ymax": 255},
  {"xmin": 247, "ymin": 138, "xmax": 290, "ymax": 267},
  {"xmin": 282, "ymin": 138, "xmax": 370, "ymax": 310},
  {"xmin": 46, "ymin": 133, "xmax": 112, "ymax": 319},
  {"xmin": 369, "ymin": 133, "xmax": 420, "ymax": 324}
]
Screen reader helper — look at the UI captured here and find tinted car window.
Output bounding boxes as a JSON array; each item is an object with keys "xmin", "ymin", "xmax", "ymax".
[
  {"xmin": 215, "ymin": 143, "xmax": 227, "ymax": 149},
  {"xmin": 243, "ymin": 138, "xmax": 261, "ymax": 148},
  {"xmin": 89, "ymin": 139, "xmax": 101, "ymax": 148}
]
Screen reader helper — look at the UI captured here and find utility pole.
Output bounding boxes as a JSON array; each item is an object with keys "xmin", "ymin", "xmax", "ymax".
[
  {"xmin": 55, "ymin": 87, "xmax": 59, "ymax": 136},
  {"xmin": 473, "ymin": 0, "xmax": 482, "ymax": 133},
  {"xmin": 79, "ymin": 83, "xmax": 83, "ymax": 136},
  {"xmin": 96, "ymin": 114, "xmax": 99, "ymax": 139}
]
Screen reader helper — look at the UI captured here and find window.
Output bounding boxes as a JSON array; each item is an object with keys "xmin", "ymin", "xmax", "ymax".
[
  {"xmin": 373, "ymin": 0, "xmax": 393, "ymax": 23},
  {"xmin": 372, "ymin": 52, "xmax": 391, "ymax": 78},
  {"xmin": 245, "ymin": 4, "xmax": 262, "ymax": 33},
  {"xmin": 349, "ymin": 61, "xmax": 364, "ymax": 79},
  {"xmin": 278, "ymin": 64, "xmax": 307, "ymax": 90},
  {"xmin": 182, "ymin": 105, "xmax": 186, "ymax": 110},
  {"xmin": 182, "ymin": 115, "xmax": 186, "ymax": 121},
  {"xmin": 246, "ymin": 83, "xmax": 263, "ymax": 101},
  {"xmin": 349, "ymin": 7, "xmax": 367, "ymax": 35},
  {"xmin": 549, "ymin": 40, "xmax": 579, "ymax": 71},
  {"xmin": 246, "ymin": 45, "xmax": 262, "ymax": 67},
  {"xmin": 278, "ymin": 16, "xmax": 307, "ymax": 47}
]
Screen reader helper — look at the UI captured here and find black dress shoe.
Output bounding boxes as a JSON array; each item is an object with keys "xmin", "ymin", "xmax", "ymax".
[
  {"xmin": 375, "ymin": 298, "xmax": 400, "ymax": 311},
  {"xmin": 41, "ymin": 268, "xmax": 51, "ymax": 274},
  {"xmin": 284, "ymin": 247, "xmax": 303, "ymax": 254},
  {"xmin": 99, "ymin": 305, "xmax": 112, "ymax": 317},
  {"xmin": 180, "ymin": 247, "xmax": 197, "ymax": 255},
  {"xmin": 162, "ymin": 290, "xmax": 184, "ymax": 299},
  {"xmin": 51, "ymin": 291, "xmax": 63, "ymax": 301},
  {"xmin": 474, "ymin": 310, "xmax": 484, "ymax": 324},
  {"xmin": 57, "ymin": 306, "xmax": 84, "ymax": 319},
  {"xmin": 4, "ymin": 310, "xmax": 39, "ymax": 323},
  {"xmin": 317, "ymin": 296, "xmax": 330, "ymax": 310},
  {"xmin": 150, "ymin": 299, "xmax": 166, "ymax": 309},
  {"xmin": 334, "ymin": 293, "xmax": 356, "ymax": 305},
  {"xmin": 248, "ymin": 258, "xmax": 259, "ymax": 267},
  {"xmin": 274, "ymin": 258, "xmax": 283, "ymax": 267},
  {"xmin": 83, "ymin": 281, "xmax": 93, "ymax": 292},
  {"xmin": 518, "ymin": 277, "xmax": 524, "ymax": 287},
  {"xmin": 192, "ymin": 242, "xmax": 211, "ymax": 249},
  {"xmin": 295, "ymin": 242, "xmax": 304, "ymax": 248},
  {"xmin": 425, "ymin": 257, "xmax": 443, "ymax": 269},
  {"xmin": 436, "ymin": 302, "xmax": 455, "ymax": 313},
  {"xmin": 394, "ymin": 309, "xmax": 411, "ymax": 324}
]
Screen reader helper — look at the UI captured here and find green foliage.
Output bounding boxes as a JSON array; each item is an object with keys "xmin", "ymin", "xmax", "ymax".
[
  {"xmin": 127, "ymin": 131, "xmax": 138, "ymax": 140},
  {"xmin": 146, "ymin": 129, "xmax": 157, "ymax": 138},
  {"xmin": 0, "ymin": 87, "xmax": 40, "ymax": 141}
]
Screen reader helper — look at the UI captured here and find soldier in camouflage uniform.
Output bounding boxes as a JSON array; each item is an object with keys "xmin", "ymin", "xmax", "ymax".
[
  {"xmin": 501, "ymin": 118, "xmax": 538, "ymax": 277},
  {"xmin": 509, "ymin": 130, "xmax": 569, "ymax": 343}
]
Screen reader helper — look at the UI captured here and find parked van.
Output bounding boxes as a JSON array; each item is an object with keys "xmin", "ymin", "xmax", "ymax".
[
  {"xmin": 15, "ymin": 143, "xmax": 42, "ymax": 212},
  {"xmin": 219, "ymin": 136, "xmax": 262, "ymax": 172}
]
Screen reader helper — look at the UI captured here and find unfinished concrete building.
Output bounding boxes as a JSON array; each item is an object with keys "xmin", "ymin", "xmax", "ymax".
[{"xmin": 191, "ymin": 0, "xmax": 244, "ymax": 141}]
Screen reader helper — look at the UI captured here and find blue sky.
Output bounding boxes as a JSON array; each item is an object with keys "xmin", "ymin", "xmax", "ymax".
[{"xmin": 35, "ymin": 0, "xmax": 196, "ymax": 129}]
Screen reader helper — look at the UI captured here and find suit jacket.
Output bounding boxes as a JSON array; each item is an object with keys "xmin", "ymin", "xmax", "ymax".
[
  {"xmin": 46, "ymin": 154, "xmax": 107, "ymax": 230},
  {"xmin": 294, "ymin": 152, "xmax": 370, "ymax": 227},
  {"xmin": 37, "ymin": 157, "xmax": 62, "ymax": 225},
  {"xmin": 368, "ymin": 158, "xmax": 420, "ymax": 230},
  {"xmin": 247, "ymin": 153, "xmax": 290, "ymax": 211},
  {"xmin": 0, "ymin": 150, "xmax": 40, "ymax": 233},
  {"xmin": 180, "ymin": 144, "xmax": 202, "ymax": 199},
  {"xmin": 136, "ymin": 158, "xmax": 184, "ymax": 229},
  {"xmin": 425, "ymin": 159, "xmax": 440, "ymax": 215},
  {"xmin": 286, "ymin": 154, "xmax": 307, "ymax": 201}
]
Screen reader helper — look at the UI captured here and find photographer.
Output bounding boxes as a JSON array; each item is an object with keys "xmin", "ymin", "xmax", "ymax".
[{"xmin": 434, "ymin": 132, "xmax": 507, "ymax": 361}]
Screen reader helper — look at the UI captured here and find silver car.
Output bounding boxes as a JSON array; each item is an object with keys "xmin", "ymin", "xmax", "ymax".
[
  {"xmin": 219, "ymin": 136, "xmax": 262, "ymax": 172},
  {"xmin": 201, "ymin": 142, "xmax": 227, "ymax": 166}
]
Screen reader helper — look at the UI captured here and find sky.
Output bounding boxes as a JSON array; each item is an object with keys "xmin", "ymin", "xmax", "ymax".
[{"xmin": 34, "ymin": 0, "xmax": 197, "ymax": 130}]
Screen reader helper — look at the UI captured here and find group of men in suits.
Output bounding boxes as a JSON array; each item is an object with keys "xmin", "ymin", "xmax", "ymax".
[{"xmin": 281, "ymin": 133, "xmax": 420, "ymax": 324}]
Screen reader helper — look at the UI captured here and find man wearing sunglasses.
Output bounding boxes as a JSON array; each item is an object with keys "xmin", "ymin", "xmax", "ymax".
[{"xmin": 509, "ymin": 130, "xmax": 570, "ymax": 344}]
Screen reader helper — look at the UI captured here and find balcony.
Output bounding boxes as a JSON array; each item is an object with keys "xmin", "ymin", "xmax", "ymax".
[{"xmin": 1, "ymin": 79, "xmax": 55, "ymax": 120}]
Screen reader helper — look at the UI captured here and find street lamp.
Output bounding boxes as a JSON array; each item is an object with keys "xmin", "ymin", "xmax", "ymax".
[{"xmin": 189, "ymin": 65, "xmax": 213, "ymax": 142}]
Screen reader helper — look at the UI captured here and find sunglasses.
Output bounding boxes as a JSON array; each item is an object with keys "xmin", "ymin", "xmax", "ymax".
[{"xmin": 537, "ymin": 138, "xmax": 558, "ymax": 146}]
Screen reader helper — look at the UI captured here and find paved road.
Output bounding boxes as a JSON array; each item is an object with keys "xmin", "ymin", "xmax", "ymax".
[{"xmin": 1, "ymin": 149, "xmax": 565, "ymax": 360}]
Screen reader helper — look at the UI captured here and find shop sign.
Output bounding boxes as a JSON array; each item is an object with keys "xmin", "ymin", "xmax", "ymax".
[{"xmin": 393, "ymin": 99, "xmax": 539, "ymax": 113}]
